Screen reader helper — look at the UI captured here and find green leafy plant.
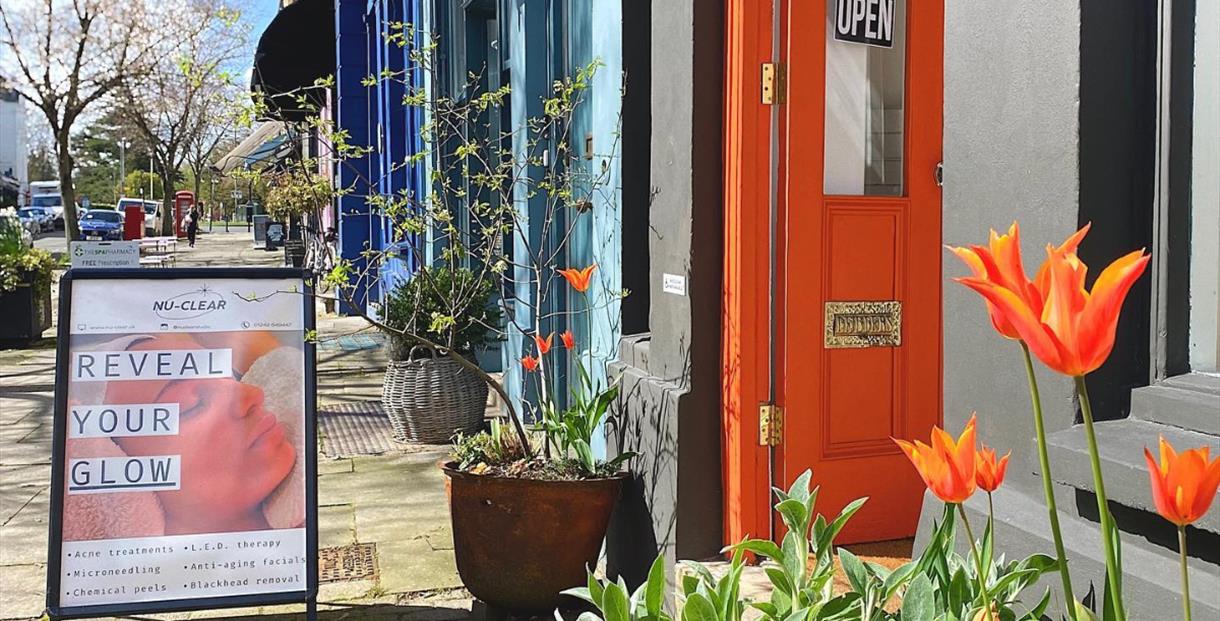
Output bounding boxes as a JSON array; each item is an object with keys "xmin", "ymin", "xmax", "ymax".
[
  {"xmin": 0, "ymin": 210, "xmax": 58, "ymax": 294},
  {"xmin": 564, "ymin": 556, "xmax": 675, "ymax": 621},
  {"xmin": 729, "ymin": 470, "xmax": 866, "ymax": 621},
  {"xmin": 381, "ymin": 266, "xmax": 502, "ymax": 360},
  {"xmin": 452, "ymin": 419, "xmax": 524, "ymax": 470},
  {"xmin": 539, "ymin": 360, "xmax": 633, "ymax": 475},
  {"xmin": 909, "ymin": 505, "xmax": 1058, "ymax": 621},
  {"xmin": 566, "ymin": 550, "xmax": 748, "ymax": 621}
]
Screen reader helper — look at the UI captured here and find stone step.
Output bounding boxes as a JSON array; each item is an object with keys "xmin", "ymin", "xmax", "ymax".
[
  {"xmin": 1044, "ymin": 418, "xmax": 1220, "ymax": 533},
  {"xmin": 1130, "ymin": 373, "xmax": 1220, "ymax": 435}
]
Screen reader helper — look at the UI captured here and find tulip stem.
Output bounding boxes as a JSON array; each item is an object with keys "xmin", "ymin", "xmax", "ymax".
[
  {"xmin": 987, "ymin": 491, "xmax": 995, "ymax": 547},
  {"xmin": 1074, "ymin": 376, "xmax": 1126, "ymax": 621},
  {"xmin": 1178, "ymin": 525, "xmax": 1192, "ymax": 621},
  {"xmin": 1021, "ymin": 343, "xmax": 1077, "ymax": 617},
  {"xmin": 958, "ymin": 504, "xmax": 994, "ymax": 616}
]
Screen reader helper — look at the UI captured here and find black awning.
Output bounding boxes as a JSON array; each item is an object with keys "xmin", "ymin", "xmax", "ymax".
[{"xmin": 250, "ymin": 0, "xmax": 336, "ymax": 121}]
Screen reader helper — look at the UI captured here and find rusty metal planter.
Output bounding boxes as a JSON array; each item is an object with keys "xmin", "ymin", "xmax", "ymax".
[{"xmin": 441, "ymin": 461, "xmax": 625, "ymax": 613}]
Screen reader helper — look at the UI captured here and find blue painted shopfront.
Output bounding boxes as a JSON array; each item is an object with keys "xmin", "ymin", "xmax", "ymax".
[
  {"xmin": 334, "ymin": 0, "xmax": 429, "ymax": 316},
  {"xmin": 335, "ymin": 0, "xmax": 642, "ymax": 449}
]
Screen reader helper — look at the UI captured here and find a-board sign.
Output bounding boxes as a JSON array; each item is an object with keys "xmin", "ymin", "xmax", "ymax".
[
  {"xmin": 70, "ymin": 241, "xmax": 140, "ymax": 269},
  {"xmin": 47, "ymin": 268, "xmax": 317, "ymax": 620},
  {"xmin": 833, "ymin": 0, "xmax": 896, "ymax": 48}
]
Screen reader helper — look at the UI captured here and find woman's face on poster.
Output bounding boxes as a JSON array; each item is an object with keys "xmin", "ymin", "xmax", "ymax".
[{"xmin": 104, "ymin": 336, "xmax": 296, "ymax": 526}]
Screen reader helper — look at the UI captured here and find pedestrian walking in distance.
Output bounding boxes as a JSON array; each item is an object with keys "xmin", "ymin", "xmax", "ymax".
[{"xmin": 186, "ymin": 206, "xmax": 200, "ymax": 248}]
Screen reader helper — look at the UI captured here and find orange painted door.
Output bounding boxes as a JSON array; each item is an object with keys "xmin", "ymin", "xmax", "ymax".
[{"xmin": 777, "ymin": 0, "xmax": 943, "ymax": 543}]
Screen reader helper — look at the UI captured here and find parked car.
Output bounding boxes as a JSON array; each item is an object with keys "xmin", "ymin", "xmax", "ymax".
[
  {"xmin": 117, "ymin": 197, "xmax": 160, "ymax": 236},
  {"xmin": 27, "ymin": 193, "xmax": 66, "ymax": 228},
  {"xmin": 78, "ymin": 209, "xmax": 125, "ymax": 241},
  {"xmin": 17, "ymin": 207, "xmax": 53, "ymax": 232}
]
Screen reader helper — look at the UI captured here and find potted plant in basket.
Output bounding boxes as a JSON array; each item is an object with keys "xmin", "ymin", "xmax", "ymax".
[
  {"xmin": 378, "ymin": 265, "xmax": 501, "ymax": 443},
  {"xmin": 0, "ymin": 208, "xmax": 57, "ymax": 344}
]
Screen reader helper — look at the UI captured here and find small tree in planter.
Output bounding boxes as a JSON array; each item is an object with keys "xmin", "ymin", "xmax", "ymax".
[
  {"xmin": 379, "ymin": 266, "xmax": 501, "ymax": 444},
  {"xmin": 261, "ymin": 26, "xmax": 630, "ymax": 613},
  {"xmin": 0, "ymin": 209, "xmax": 58, "ymax": 344}
]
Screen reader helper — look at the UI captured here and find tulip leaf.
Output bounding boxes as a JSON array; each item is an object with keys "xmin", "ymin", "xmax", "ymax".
[
  {"xmin": 563, "ymin": 586, "xmax": 597, "ymax": 607},
  {"xmin": 837, "ymin": 548, "xmax": 868, "ymax": 595},
  {"xmin": 732, "ymin": 538, "xmax": 783, "ymax": 562},
  {"xmin": 602, "ymin": 582, "xmax": 631, "ymax": 621},
  {"xmin": 776, "ymin": 499, "xmax": 809, "ymax": 534},
  {"xmin": 644, "ymin": 554, "xmax": 666, "ymax": 617},
  {"xmin": 788, "ymin": 469, "xmax": 813, "ymax": 504},
  {"xmin": 882, "ymin": 561, "xmax": 917, "ymax": 598},
  {"xmin": 681, "ymin": 592, "xmax": 717, "ymax": 621},
  {"xmin": 901, "ymin": 573, "xmax": 935, "ymax": 621}
]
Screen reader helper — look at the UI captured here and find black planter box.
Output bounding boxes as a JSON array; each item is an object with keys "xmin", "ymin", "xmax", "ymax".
[{"xmin": 0, "ymin": 272, "xmax": 52, "ymax": 344}]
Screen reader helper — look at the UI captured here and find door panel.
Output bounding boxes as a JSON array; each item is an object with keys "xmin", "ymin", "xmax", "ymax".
[{"xmin": 778, "ymin": 0, "xmax": 942, "ymax": 543}]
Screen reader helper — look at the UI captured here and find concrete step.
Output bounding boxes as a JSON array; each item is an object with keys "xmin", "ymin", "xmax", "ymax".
[
  {"xmin": 1045, "ymin": 418, "xmax": 1220, "ymax": 533},
  {"xmin": 1130, "ymin": 373, "xmax": 1220, "ymax": 435}
]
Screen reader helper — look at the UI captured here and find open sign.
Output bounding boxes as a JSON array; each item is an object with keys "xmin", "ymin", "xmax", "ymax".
[{"xmin": 833, "ymin": 0, "xmax": 896, "ymax": 48}]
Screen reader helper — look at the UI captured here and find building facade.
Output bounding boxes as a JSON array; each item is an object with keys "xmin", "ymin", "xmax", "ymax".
[
  {"xmin": 609, "ymin": 2, "xmax": 1219, "ymax": 619},
  {"xmin": 0, "ymin": 87, "xmax": 29, "ymax": 207},
  {"xmin": 251, "ymin": 2, "xmax": 1218, "ymax": 612},
  {"xmin": 329, "ymin": 0, "xmax": 649, "ymax": 408}
]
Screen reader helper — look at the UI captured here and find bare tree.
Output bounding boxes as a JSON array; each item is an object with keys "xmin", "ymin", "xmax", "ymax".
[
  {"xmin": 183, "ymin": 81, "xmax": 241, "ymax": 211},
  {"xmin": 115, "ymin": 0, "xmax": 247, "ymax": 236},
  {"xmin": 0, "ymin": 0, "xmax": 154, "ymax": 240}
]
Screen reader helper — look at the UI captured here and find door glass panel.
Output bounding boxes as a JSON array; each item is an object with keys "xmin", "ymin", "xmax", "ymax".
[{"xmin": 823, "ymin": 0, "xmax": 906, "ymax": 196}]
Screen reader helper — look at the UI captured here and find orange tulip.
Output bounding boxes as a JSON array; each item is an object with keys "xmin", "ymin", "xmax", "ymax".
[
  {"xmin": 520, "ymin": 355, "xmax": 540, "ymax": 372},
  {"xmin": 534, "ymin": 332, "xmax": 554, "ymax": 355},
  {"xmin": 947, "ymin": 222, "xmax": 1040, "ymax": 340},
  {"xmin": 560, "ymin": 330, "xmax": 575, "ymax": 350},
  {"xmin": 958, "ymin": 225, "xmax": 1149, "ymax": 377},
  {"xmin": 976, "ymin": 445, "xmax": 1011, "ymax": 492},
  {"xmin": 558, "ymin": 265, "xmax": 596, "ymax": 293},
  {"xmin": 894, "ymin": 414, "xmax": 978, "ymax": 504},
  {"xmin": 1145, "ymin": 436, "xmax": 1220, "ymax": 527},
  {"xmin": 949, "ymin": 222, "xmax": 1089, "ymax": 341}
]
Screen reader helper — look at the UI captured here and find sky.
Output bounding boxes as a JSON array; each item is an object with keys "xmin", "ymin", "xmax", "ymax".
[
  {"xmin": 6, "ymin": 0, "xmax": 281, "ymax": 151},
  {"xmin": 239, "ymin": 1, "xmax": 279, "ymax": 84}
]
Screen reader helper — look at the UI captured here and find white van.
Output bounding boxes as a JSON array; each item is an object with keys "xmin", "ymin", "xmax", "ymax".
[{"xmin": 28, "ymin": 181, "xmax": 65, "ymax": 228}]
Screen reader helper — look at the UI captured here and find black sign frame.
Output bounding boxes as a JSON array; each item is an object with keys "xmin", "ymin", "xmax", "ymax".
[
  {"xmin": 832, "ymin": 0, "xmax": 897, "ymax": 49},
  {"xmin": 45, "ymin": 267, "xmax": 318, "ymax": 620}
]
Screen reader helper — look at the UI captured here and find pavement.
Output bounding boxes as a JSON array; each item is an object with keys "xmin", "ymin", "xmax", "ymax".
[{"xmin": 0, "ymin": 230, "xmax": 472, "ymax": 620}]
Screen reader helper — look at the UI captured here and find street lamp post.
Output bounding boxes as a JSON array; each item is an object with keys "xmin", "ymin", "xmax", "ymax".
[
  {"xmin": 118, "ymin": 140, "xmax": 126, "ymax": 197},
  {"xmin": 209, "ymin": 177, "xmax": 217, "ymax": 232}
]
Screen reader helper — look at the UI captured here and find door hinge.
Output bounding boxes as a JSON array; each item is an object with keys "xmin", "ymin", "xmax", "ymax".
[
  {"xmin": 761, "ymin": 62, "xmax": 786, "ymax": 105},
  {"xmin": 759, "ymin": 403, "xmax": 783, "ymax": 446}
]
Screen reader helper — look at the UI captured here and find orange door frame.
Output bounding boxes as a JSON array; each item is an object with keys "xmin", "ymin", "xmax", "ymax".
[
  {"xmin": 721, "ymin": 0, "xmax": 775, "ymax": 546},
  {"xmin": 722, "ymin": 0, "xmax": 944, "ymax": 546}
]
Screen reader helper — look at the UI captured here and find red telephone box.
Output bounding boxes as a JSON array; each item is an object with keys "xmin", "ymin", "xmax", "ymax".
[{"xmin": 173, "ymin": 191, "xmax": 195, "ymax": 238}]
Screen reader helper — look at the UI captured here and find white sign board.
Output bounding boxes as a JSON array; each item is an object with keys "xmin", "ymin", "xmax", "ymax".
[
  {"xmin": 662, "ymin": 273, "xmax": 687, "ymax": 296},
  {"xmin": 50, "ymin": 271, "xmax": 315, "ymax": 618},
  {"xmin": 70, "ymin": 241, "xmax": 140, "ymax": 269}
]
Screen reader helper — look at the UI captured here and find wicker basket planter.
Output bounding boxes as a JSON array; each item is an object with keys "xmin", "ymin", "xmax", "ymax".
[{"xmin": 381, "ymin": 349, "xmax": 488, "ymax": 444}]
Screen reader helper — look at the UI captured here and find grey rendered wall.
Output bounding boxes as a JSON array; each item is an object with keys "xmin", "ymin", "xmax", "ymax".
[
  {"xmin": 927, "ymin": 0, "xmax": 1086, "ymax": 606},
  {"xmin": 930, "ymin": 2, "xmax": 1217, "ymax": 618},
  {"xmin": 605, "ymin": 0, "xmax": 724, "ymax": 586},
  {"xmin": 937, "ymin": 0, "xmax": 1081, "ymax": 503}
]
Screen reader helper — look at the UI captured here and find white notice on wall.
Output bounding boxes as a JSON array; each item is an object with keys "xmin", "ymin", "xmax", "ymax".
[{"xmin": 663, "ymin": 273, "xmax": 687, "ymax": 296}]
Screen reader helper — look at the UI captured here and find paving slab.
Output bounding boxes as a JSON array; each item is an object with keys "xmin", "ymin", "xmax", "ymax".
[
  {"xmin": 0, "ymin": 563, "xmax": 46, "ymax": 621},
  {"xmin": 319, "ymin": 503, "xmax": 357, "ymax": 548},
  {"xmin": 0, "ymin": 489, "xmax": 49, "ymax": 566}
]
